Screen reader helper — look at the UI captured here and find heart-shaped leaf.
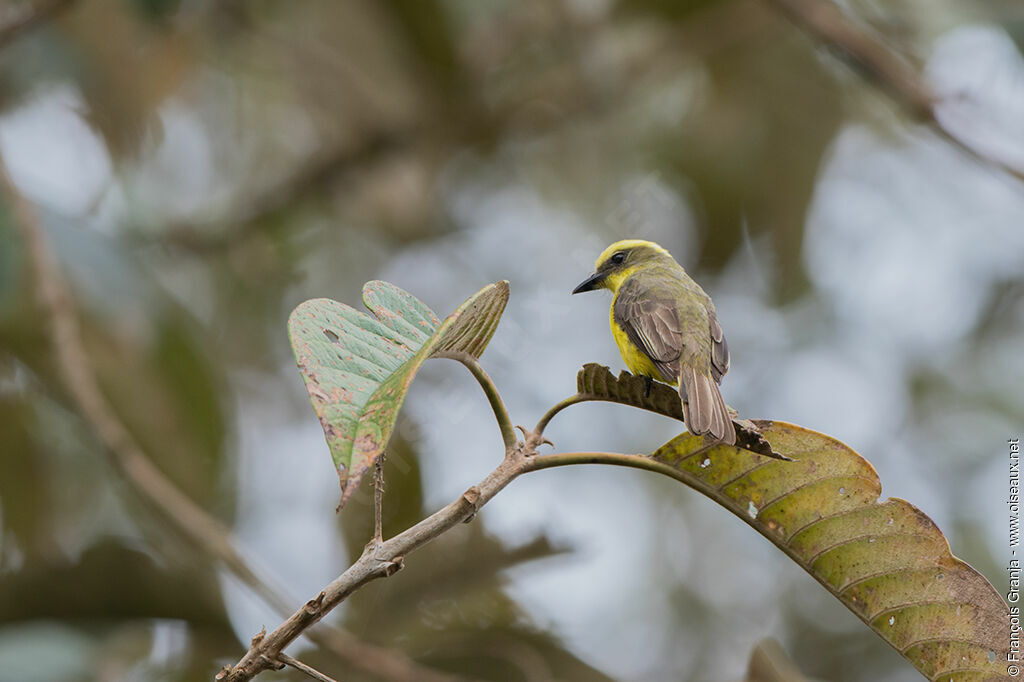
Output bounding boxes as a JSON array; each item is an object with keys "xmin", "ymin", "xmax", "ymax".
[
  {"xmin": 651, "ymin": 422, "xmax": 1010, "ymax": 681},
  {"xmin": 289, "ymin": 280, "xmax": 509, "ymax": 508}
]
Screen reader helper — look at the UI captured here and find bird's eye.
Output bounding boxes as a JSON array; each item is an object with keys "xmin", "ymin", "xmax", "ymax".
[{"xmin": 610, "ymin": 251, "xmax": 626, "ymax": 265}]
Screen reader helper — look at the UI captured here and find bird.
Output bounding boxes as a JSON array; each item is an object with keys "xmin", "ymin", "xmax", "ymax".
[{"xmin": 572, "ymin": 239, "xmax": 736, "ymax": 445}]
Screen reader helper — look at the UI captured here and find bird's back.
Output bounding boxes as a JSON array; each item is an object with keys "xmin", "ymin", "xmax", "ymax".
[{"xmin": 610, "ymin": 264, "xmax": 714, "ymax": 383}]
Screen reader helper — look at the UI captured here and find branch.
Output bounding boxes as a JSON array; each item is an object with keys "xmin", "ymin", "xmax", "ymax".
[
  {"xmin": 220, "ymin": 445, "xmax": 535, "ymax": 681},
  {"xmin": 0, "ymin": 0, "xmax": 75, "ymax": 50},
  {"xmin": 221, "ymin": 438, "xmax": 678, "ymax": 682},
  {"xmin": 156, "ymin": 131, "xmax": 407, "ymax": 253},
  {"xmin": 221, "ymin": 414, "xmax": 1009, "ymax": 682},
  {"xmin": 0, "ymin": 157, "xmax": 463, "ymax": 682},
  {"xmin": 762, "ymin": 0, "xmax": 1024, "ymax": 184},
  {"xmin": 525, "ymin": 450, "xmax": 696, "ymax": 482},
  {"xmin": 220, "ymin": 418, "xmax": 802, "ymax": 682}
]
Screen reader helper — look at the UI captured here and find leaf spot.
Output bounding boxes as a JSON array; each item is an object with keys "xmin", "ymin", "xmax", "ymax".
[
  {"xmin": 700, "ymin": 458, "xmax": 711, "ymax": 469},
  {"xmin": 323, "ymin": 329, "xmax": 340, "ymax": 343},
  {"xmin": 747, "ymin": 500, "xmax": 758, "ymax": 519},
  {"xmin": 888, "ymin": 616, "xmax": 895, "ymax": 626},
  {"xmin": 838, "ymin": 486, "xmax": 846, "ymax": 495},
  {"xmin": 355, "ymin": 433, "xmax": 379, "ymax": 454}
]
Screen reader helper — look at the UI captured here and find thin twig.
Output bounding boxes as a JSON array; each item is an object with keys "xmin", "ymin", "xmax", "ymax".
[
  {"xmin": 445, "ymin": 353, "xmax": 518, "ymax": 452},
  {"xmin": 0, "ymin": 0, "xmax": 75, "ymax": 50},
  {"xmin": 277, "ymin": 654, "xmax": 340, "ymax": 682},
  {"xmin": 0, "ymin": 156, "xmax": 464, "ymax": 682},
  {"xmin": 373, "ymin": 452, "xmax": 385, "ymax": 544},
  {"xmin": 532, "ymin": 394, "xmax": 587, "ymax": 437},
  {"xmin": 762, "ymin": 0, "xmax": 1024, "ymax": 185},
  {"xmin": 525, "ymin": 451, "xmax": 694, "ymax": 481}
]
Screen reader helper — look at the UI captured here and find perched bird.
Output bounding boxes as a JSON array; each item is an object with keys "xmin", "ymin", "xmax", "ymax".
[{"xmin": 572, "ymin": 239, "xmax": 736, "ymax": 444}]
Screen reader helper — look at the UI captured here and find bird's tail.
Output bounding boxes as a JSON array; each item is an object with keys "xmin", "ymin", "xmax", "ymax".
[{"xmin": 680, "ymin": 365, "xmax": 736, "ymax": 445}]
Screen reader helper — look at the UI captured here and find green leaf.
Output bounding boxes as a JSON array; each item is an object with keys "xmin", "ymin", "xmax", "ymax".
[
  {"xmin": 650, "ymin": 422, "xmax": 1010, "ymax": 681},
  {"xmin": 575, "ymin": 363, "xmax": 785, "ymax": 459},
  {"xmin": 288, "ymin": 280, "xmax": 509, "ymax": 508}
]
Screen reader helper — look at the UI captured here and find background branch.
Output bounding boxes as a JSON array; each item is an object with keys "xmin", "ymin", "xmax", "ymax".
[
  {"xmin": 156, "ymin": 131, "xmax": 409, "ymax": 253},
  {"xmin": 763, "ymin": 0, "xmax": 1024, "ymax": 184},
  {"xmin": 0, "ymin": 155, "xmax": 463, "ymax": 682},
  {"xmin": 0, "ymin": 0, "xmax": 74, "ymax": 50},
  {"xmin": 278, "ymin": 654, "xmax": 340, "ymax": 682}
]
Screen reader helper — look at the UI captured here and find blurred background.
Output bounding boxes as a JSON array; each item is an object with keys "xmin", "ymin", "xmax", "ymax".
[{"xmin": 1, "ymin": 0, "xmax": 1023, "ymax": 680}]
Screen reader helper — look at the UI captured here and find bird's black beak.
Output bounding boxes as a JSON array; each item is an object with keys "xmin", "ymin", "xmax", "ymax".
[{"xmin": 572, "ymin": 271, "xmax": 605, "ymax": 294}]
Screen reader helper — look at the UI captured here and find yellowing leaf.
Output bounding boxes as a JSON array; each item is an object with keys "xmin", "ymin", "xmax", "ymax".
[{"xmin": 651, "ymin": 422, "xmax": 1010, "ymax": 681}]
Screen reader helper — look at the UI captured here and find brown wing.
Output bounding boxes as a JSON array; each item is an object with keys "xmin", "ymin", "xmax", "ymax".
[
  {"xmin": 613, "ymin": 277, "xmax": 682, "ymax": 382},
  {"xmin": 708, "ymin": 309, "xmax": 729, "ymax": 384}
]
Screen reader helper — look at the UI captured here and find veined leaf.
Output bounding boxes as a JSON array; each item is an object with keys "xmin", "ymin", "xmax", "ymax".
[
  {"xmin": 575, "ymin": 363, "xmax": 784, "ymax": 459},
  {"xmin": 288, "ymin": 280, "xmax": 509, "ymax": 508},
  {"xmin": 651, "ymin": 422, "xmax": 1010, "ymax": 682}
]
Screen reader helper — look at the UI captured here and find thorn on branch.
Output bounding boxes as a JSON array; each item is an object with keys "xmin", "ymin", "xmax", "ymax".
[
  {"xmin": 258, "ymin": 655, "xmax": 286, "ymax": 667},
  {"xmin": 461, "ymin": 486, "xmax": 481, "ymax": 509},
  {"xmin": 250, "ymin": 626, "xmax": 266, "ymax": 648},
  {"xmin": 303, "ymin": 591, "xmax": 326, "ymax": 616},
  {"xmin": 382, "ymin": 556, "xmax": 404, "ymax": 577},
  {"xmin": 461, "ymin": 485, "xmax": 483, "ymax": 523}
]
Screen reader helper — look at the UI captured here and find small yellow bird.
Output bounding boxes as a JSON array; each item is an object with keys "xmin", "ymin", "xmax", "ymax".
[{"xmin": 572, "ymin": 239, "xmax": 735, "ymax": 444}]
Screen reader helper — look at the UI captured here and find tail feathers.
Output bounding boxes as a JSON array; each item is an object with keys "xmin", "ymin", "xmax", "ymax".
[{"xmin": 680, "ymin": 365, "xmax": 736, "ymax": 445}]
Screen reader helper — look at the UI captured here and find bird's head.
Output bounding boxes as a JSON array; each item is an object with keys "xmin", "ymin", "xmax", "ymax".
[{"xmin": 572, "ymin": 239, "xmax": 675, "ymax": 294}]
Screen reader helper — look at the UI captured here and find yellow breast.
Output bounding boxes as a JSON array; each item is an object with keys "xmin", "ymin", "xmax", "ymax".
[{"xmin": 608, "ymin": 300, "xmax": 678, "ymax": 386}]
